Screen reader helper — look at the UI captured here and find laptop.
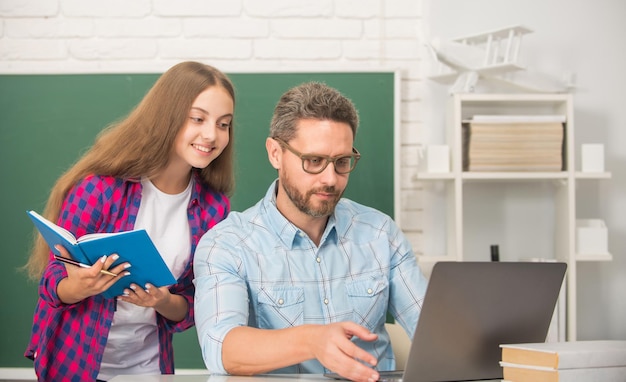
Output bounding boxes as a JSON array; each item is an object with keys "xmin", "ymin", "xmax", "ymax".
[{"xmin": 326, "ymin": 261, "xmax": 567, "ymax": 382}]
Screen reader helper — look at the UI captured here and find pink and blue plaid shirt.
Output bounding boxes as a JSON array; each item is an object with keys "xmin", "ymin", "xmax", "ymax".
[{"xmin": 25, "ymin": 172, "xmax": 229, "ymax": 382}]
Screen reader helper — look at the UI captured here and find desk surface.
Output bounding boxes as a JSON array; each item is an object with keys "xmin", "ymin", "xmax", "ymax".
[
  {"xmin": 108, "ymin": 374, "xmax": 502, "ymax": 382},
  {"xmin": 109, "ymin": 375, "xmax": 326, "ymax": 382}
]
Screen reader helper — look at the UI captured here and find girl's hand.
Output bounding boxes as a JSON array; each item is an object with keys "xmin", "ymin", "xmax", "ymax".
[
  {"xmin": 55, "ymin": 245, "xmax": 129, "ymax": 304},
  {"xmin": 118, "ymin": 284, "xmax": 188, "ymax": 322},
  {"xmin": 118, "ymin": 283, "xmax": 171, "ymax": 309}
]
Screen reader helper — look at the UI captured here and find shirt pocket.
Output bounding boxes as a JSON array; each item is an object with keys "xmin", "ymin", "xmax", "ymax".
[
  {"xmin": 346, "ymin": 276, "xmax": 389, "ymax": 330},
  {"xmin": 257, "ymin": 286, "xmax": 305, "ymax": 329}
]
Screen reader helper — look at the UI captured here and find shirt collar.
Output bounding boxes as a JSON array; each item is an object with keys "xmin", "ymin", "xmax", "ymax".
[{"xmin": 262, "ymin": 179, "xmax": 338, "ymax": 249}]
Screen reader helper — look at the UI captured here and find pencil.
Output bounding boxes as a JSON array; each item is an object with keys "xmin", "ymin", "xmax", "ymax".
[{"xmin": 54, "ymin": 255, "xmax": 119, "ymax": 277}]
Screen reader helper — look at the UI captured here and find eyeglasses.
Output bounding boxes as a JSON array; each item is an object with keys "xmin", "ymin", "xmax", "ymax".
[{"xmin": 274, "ymin": 138, "xmax": 361, "ymax": 174}]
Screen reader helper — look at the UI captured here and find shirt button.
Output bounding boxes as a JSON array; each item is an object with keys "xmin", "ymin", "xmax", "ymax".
[
  {"xmin": 367, "ymin": 288, "xmax": 373, "ymax": 294},
  {"xmin": 278, "ymin": 298, "xmax": 284, "ymax": 305},
  {"xmin": 323, "ymin": 298, "xmax": 329, "ymax": 305},
  {"xmin": 316, "ymin": 257, "xmax": 321, "ymax": 263}
]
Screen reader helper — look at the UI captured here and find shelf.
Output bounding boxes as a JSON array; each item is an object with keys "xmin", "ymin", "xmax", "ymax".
[
  {"xmin": 575, "ymin": 171, "xmax": 612, "ymax": 179},
  {"xmin": 416, "ymin": 172, "xmax": 613, "ymax": 181},
  {"xmin": 576, "ymin": 253, "xmax": 613, "ymax": 261},
  {"xmin": 417, "ymin": 92, "xmax": 611, "ymax": 342},
  {"xmin": 414, "ymin": 171, "xmax": 568, "ymax": 181},
  {"xmin": 462, "ymin": 172, "xmax": 567, "ymax": 180},
  {"xmin": 454, "ymin": 92, "xmax": 571, "ymax": 104},
  {"xmin": 414, "ymin": 172, "xmax": 454, "ymax": 180}
]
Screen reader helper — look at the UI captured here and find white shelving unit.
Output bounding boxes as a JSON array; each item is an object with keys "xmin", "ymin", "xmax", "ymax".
[{"xmin": 414, "ymin": 93, "xmax": 612, "ymax": 341}]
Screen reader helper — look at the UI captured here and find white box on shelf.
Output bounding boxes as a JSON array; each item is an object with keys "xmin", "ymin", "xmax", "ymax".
[
  {"xmin": 426, "ymin": 145, "xmax": 450, "ymax": 173},
  {"xmin": 581, "ymin": 144, "xmax": 605, "ymax": 172},
  {"xmin": 576, "ymin": 219, "xmax": 608, "ymax": 254}
]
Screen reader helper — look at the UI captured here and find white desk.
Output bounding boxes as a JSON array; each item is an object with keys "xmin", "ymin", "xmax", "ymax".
[
  {"xmin": 108, "ymin": 374, "xmax": 502, "ymax": 382},
  {"xmin": 109, "ymin": 375, "xmax": 327, "ymax": 382}
]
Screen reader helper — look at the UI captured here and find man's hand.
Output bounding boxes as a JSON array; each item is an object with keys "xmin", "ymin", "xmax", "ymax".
[
  {"xmin": 222, "ymin": 322, "xmax": 381, "ymax": 380},
  {"xmin": 308, "ymin": 322, "xmax": 380, "ymax": 382}
]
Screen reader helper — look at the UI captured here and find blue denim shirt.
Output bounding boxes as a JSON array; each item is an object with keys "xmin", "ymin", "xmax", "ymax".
[{"xmin": 194, "ymin": 180, "xmax": 428, "ymax": 374}]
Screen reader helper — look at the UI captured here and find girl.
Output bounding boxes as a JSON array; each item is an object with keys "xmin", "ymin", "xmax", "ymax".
[{"xmin": 24, "ymin": 61, "xmax": 235, "ymax": 381}]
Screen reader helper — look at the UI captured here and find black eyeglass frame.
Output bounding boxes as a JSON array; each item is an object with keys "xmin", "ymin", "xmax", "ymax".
[{"xmin": 273, "ymin": 137, "xmax": 361, "ymax": 174}]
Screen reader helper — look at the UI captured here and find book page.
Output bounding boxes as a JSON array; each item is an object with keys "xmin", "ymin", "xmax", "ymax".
[{"xmin": 77, "ymin": 230, "xmax": 130, "ymax": 243}]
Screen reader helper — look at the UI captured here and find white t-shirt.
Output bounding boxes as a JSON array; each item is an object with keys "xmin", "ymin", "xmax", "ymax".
[{"xmin": 98, "ymin": 178, "xmax": 192, "ymax": 380}]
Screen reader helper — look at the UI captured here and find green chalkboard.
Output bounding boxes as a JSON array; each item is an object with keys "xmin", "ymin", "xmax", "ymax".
[{"xmin": 0, "ymin": 71, "xmax": 395, "ymax": 370}]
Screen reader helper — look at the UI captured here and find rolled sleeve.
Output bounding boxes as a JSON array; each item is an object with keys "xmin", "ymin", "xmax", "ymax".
[{"xmin": 39, "ymin": 262, "xmax": 71, "ymax": 309}]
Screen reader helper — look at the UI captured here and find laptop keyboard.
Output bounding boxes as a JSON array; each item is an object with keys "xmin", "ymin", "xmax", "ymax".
[{"xmin": 377, "ymin": 370, "xmax": 404, "ymax": 382}]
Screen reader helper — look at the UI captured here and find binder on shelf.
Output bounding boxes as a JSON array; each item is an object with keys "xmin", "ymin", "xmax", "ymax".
[
  {"xmin": 425, "ymin": 145, "xmax": 450, "ymax": 173},
  {"xmin": 581, "ymin": 144, "xmax": 605, "ymax": 173},
  {"xmin": 576, "ymin": 219, "xmax": 608, "ymax": 255}
]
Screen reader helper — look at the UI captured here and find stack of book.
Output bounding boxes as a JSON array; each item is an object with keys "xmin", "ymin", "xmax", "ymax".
[
  {"xmin": 462, "ymin": 115, "xmax": 565, "ymax": 172},
  {"xmin": 500, "ymin": 340, "xmax": 626, "ymax": 382}
]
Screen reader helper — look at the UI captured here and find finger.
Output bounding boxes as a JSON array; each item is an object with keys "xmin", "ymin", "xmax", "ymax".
[
  {"xmin": 337, "ymin": 365, "xmax": 379, "ymax": 382},
  {"xmin": 118, "ymin": 283, "xmax": 141, "ymax": 300},
  {"xmin": 143, "ymin": 284, "xmax": 164, "ymax": 300},
  {"xmin": 145, "ymin": 284, "xmax": 168, "ymax": 296},
  {"xmin": 343, "ymin": 322, "xmax": 379, "ymax": 342},
  {"xmin": 121, "ymin": 287, "xmax": 134, "ymax": 298},
  {"xmin": 332, "ymin": 355, "xmax": 379, "ymax": 382},
  {"xmin": 337, "ymin": 336, "xmax": 378, "ymax": 368},
  {"xmin": 109, "ymin": 262, "xmax": 131, "ymax": 275},
  {"xmin": 129, "ymin": 283, "xmax": 148, "ymax": 298},
  {"xmin": 96, "ymin": 255, "xmax": 129, "ymax": 279},
  {"xmin": 103, "ymin": 253, "xmax": 120, "ymax": 269},
  {"xmin": 104, "ymin": 270, "xmax": 129, "ymax": 288},
  {"xmin": 89, "ymin": 255, "xmax": 108, "ymax": 272}
]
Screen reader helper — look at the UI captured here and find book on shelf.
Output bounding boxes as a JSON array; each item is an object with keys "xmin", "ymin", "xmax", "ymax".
[
  {"xmin": 468, "ymin": 140, "xmax": 564, "ymax": 150},
  {"xmin": 27, "ymin": 210, "xmax": 176, "ymax": 299},
  {"xmin": 468, "ymin": 123, "xmax": 565, "ymax": 136},
  {"xmin": 470, "ymin": 114, "xmax": 567, "ymax": 123},
  {"xmin": 462, "ymin": 118, "xmax": 565, "ymax": 172},
  {"xmin": 500, "ymin": 362, "xmax": 626, "ymax": 382},
  {"xmin": 500, "ymin": 340, "xmax": 626, "ymax": 370},
  {"xmin": 466, "ymin": 163, "xmax": 563, "ymax": 172},
  {"xmin": 468, "ymin": 152, "xmax": 563, "ymax": 161}
]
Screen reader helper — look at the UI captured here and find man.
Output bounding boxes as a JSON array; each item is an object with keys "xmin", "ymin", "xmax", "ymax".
[{"xmin": 194, "ymin": 82, "xmax": 428, "ymax": 382}]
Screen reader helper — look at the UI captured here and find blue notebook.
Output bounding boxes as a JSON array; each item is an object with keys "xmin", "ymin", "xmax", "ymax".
[{"xmin": 27, "ymin": 210, "xmax": 177, "ymax": 299}]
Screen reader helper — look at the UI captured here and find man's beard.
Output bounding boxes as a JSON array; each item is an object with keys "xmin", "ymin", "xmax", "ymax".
[{"xmin": 280, "ymin": 172, "xmax": 343, "ymax": 218}]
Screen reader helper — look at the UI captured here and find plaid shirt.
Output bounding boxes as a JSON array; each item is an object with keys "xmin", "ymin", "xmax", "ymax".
[
  {"xmin": 25, "ymin": 172, "xmax": 229, "ymax": 382},
  {"xmin": 194, "ymin": 180, "xmax": 428, "ymax": 374}
]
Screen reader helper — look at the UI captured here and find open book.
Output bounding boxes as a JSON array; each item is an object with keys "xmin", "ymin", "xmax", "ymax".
[{"xmin": 27, "ymin": 210, "xmax": 176, "ymax": 299}]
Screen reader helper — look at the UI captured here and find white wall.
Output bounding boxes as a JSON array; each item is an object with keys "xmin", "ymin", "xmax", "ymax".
[
  {"xmin": 0, "ymin": 0, "xmax": 623, "ymax": 341},
  {"xmin": 0, "ymin": 0, "xmax": 427, "ymax": 248},
  {"xmin": 424, "ymin": 0, "xmax": 626, "ymax": 341}
]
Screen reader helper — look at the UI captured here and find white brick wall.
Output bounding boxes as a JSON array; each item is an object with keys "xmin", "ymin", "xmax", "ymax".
[{"xmin": 0, "ymin": 0, "xmax": 426, "ymax": 253}]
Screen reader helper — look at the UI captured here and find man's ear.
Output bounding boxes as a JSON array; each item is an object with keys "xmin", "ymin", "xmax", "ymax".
[{"xmin": 266, "ymin": 137, "xmax": 282, "ymax": 170}]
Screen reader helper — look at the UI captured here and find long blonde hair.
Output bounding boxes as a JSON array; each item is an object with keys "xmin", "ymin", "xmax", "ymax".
[{"xmin": 24, "ymin": 61, "xmax": 236, "ymax": 280}]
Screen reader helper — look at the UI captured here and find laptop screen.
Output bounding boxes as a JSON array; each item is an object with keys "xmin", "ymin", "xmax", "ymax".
[{"xmin": 402, "ymin": 261, "xmax": 566, "ymax": 382}]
